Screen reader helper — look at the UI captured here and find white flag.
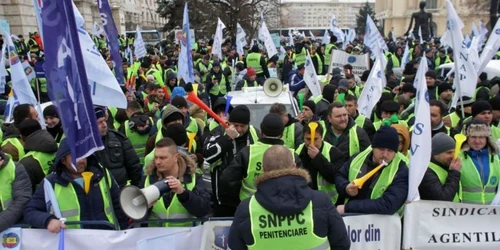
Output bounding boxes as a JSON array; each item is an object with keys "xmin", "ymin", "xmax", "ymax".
[
  {"xmin": 357, "ymin": 55, "xmax": 385, "ymax": 117},
  {"xmin": 471, "ymin": 22, "xmax": 479, "ymax": 37},
  {"xmin": 303, "ymin": 50, "xmax": 322, "ymax": 97},
  {"xmin": 212, "ymin": 18, "xmax": 226, "ymax": 60},
  {"xmin": 407, "ymin": 56, "xmax": 431, "ymax": 202},
  {"xmin": 321, "ymin": 29, "xmax": 330, "ymax": 45},
  {"xmin": 91, "ymin": 21, "xmax": 103, "ymax": 36},
  {"xmin": 391, "ymin": 27, "xmax": 396, "ymax": 42},
  {"xmin": 329, "ymin": 15, "xmax": 345, "ymax": 41},
  {"xmin": 309, "ymin": 30, "xmax": 316, "ymax": 40},
  {"xmin": 236, "ymin": 23, "xmax": 247, "ymax": 56},
  {"xmin": 0, "ymin": 43, "xmax": 7, "ymax": 93},
  {"xmin": 418, "ymin": 26, "xmax": 424, "ymax": 44},
  {"xmin": 260, "ymin": 21, "xmax": 278, "ymax": 58},
  {"xmin": 21, "ymin": 61, "xmax": 36, "ymax": 82},
  {"xmin": 401, "ymin": 42, "xmax": 411, "ymax": 70},
  {"xmin": 364, "ymin": 15, "xmax": 388, "ymax": 57},
  {"xmin": 478, "ymin": 18, "xmax": 500, "ymax": 74},
  {"xmin": 43, "ymin": 178, "xmax": 62, "ymax": 218},
  {"xmin": 348, "ymin": 27, "xmax": 356, "ymax": 43},
  {"xmin": 134, "ymin": 25, "xmax": 146, "ymax": 59}
]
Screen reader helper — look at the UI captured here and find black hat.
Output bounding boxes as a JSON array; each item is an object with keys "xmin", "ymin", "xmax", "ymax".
[
  {"xmin": 489, "ymin": 95, "xmax": 500, "ymax": 111},
  {"xmin": 19, "ymin": 119, "xmax": 42, "ymax": 138},
  {"xmin": 171, "ymin": 96, "xmax": 188, "ymax": 109},
  {"xmin": 260, "ymin": 113, "xmax": 284, "ymax": 137},
  {"xmin": 140, "ymin": 57, "xmax": 152, "ymax": 68},
  {"xmin": 229, "ymin": 105, "xmax": 251, "ymax": 125},
  {"xmin": 303, "ymin": 100, "xmax": 316, "ymax": 113},
  {"xmin": 372, "ymin": 126, "xmax": 399, "ymax": 152},
  {"xmin": 472, "ymin": 101, "xmax": 492, "ymax": 118},
  {"xmin": 43, "ymin": 105, "xmax": 59, "ymax": 118},
  {"xmin": 381, "ymin": 100, "xmax": 400, "ymax": 113},
  {"xmin": 438, "ymin": 82, "xmax": 453, "ymax": 96},
  {"xmin": 401, "ymin": 83, "xmax": 416, "ymax": 94},
  {"xmin": 164, "ymin": 123, "xmax": 187, "ymax": 146},
  {"xmin": 456, "ymin": 96, "xmax": 474, "ymax": 108},
  {"xmin": 425, "ymin": 70, "xmax": 437, "ymax": 79},
  {"xmin": 95, "ymin": 107, "xmax": 106, "ymax": 119}
]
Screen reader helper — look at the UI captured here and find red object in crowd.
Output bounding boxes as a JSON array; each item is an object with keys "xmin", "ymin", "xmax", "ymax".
[{"xmin": 34, "ymin": 34, "xmax": 43, "ymax": 51}]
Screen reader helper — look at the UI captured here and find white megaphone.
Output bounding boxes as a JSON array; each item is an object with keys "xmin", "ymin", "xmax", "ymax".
[{"xmin": 120, "ymin": 180, "xmax": 171, "ymax": 220}]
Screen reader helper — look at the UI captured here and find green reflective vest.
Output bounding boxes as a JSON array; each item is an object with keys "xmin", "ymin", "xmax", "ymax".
[
  {"xmin": 492, "ymin": 126, "xmax": 500, "ymax": 141},
  {"xmin": 459, "ymin": 152, "xmax": 500, "ymax": 205},
  {"xmin": 1, "ymin": 138, "xmax": 25, "ymax": 161},
  {"xmin": 209, "ymin": 74, "xmax": 227, "ymax": 96},
  {"xmin": 324, "ymin": 44, "xmax": 336, "ymax": 67},
  {"xmin": 444, "ymin": 112, "xmax": 461, "ymax": 128},
  {"xmin": 311, "ymin": 95, "xmax": 323, "ymax": 104},
  {"xmin": 373, "ymin": 119, "xmax": 408, "ymax": 131},
  {"xmin": 246, "ymin": 53, "xmax": 263, "ymax": 74},
  {"xmin": 197, "ymin": 62, "xmax": 212, "ymax": 82},
  {"xmin": 293, "ymin": 48, "xmax": 307, "ymax": 66},
  {"xmin": 29, "ymin": 38, "xmax": 39, "ymax": 53},
  {"xmin": 124, "ymin": 120, "xmax": 151, "ymax": 165},
  {"xmin": 428, "ymin": 162, "xmax": 461, "ymax": 202},
  {"xmin": 107, "ymin": 107, "xmax": 121, "ymax": 130},
  {"xmin": 347, "ymin": 125, "xmax": 360, "ymax": 157},
  {"xmin": 434, "ymin": 56, "xmax": 451, "ymax": 71},
  {"xmin": 296, "ymin": 142, "xmax": 338, "ymax": 204},
  {"xmin": 146, "ymin": 173, "xmax": 196, "ymax": 227},
  {"xmin": 248, "ymin": 196, "xmax": 329, "ymax": 250},
  {"xmin": 0, "ymin": 159, "xmax": 16, "ymax": 211},
  {"xmin": 240, "ymin": 142, "xmax": 293, "ymax": 200},
  {"xmin": 354, "ymin": 115, "xmax": 366, "ymax": 128},
  {"xmin": 22, "ymin": 151, "xmax": 55, "ymax": 175},
  {"xmin": 243, "ymin": 80, "xmax": 258, "ymax": 88},
  {"xmin": 54, "ymin": 169, "xmax": 116, "ymax": 229},
  {"xmin": 386, "ymin": 52, "xmax": 400, "ymax": 68},
  {"xmin": 281, "ymin": 124, "xmax": 296, "ymax": 150}
]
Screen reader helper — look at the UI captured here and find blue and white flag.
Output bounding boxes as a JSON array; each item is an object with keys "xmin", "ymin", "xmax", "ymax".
[
  {"xmin": 478, "ymin": 18, "xmax": 500, "ymax": 75},
  {"xmin": 236, "ymin": 23, "xmax": 247, "ymax": 56},
  {"xmin": 260, "ymin": 20, "xmax": 278, "ymax": 58},
  {"xmin": 364, "ymin": 15, "xmax": 388, "ymax": 59},
  {"xmin": 0, "ymin": 43, "xmax": 7, "ymax": 93},
  {"xmin": 471, "ymin": 22, "xmax": 479, "ymax": 38},
  {"xmin": 347, "ymin": 27, "xmax": 356, "ymax": 43},
  {"xmin": 97, "ymin": 0, "xmax": 125, "ymax": 86},
  {"xmin": 329, "ymin": 15, "xmax": 345, "ymax": 42},
  {"xmin": 134, "ymin": 25, "xmax": 147, "ymax": 59},
  {"xmin": 32, "ymin": 0, "xmax": 44, "ymax": 39},
  {"xmin": 407, "ymin": 56, "xmax": 431, "ymax": 202},
  {"xmin": 212, "ymin": 18, "xmax": 226, "ymax": 60},
  {"xmin": 401, "ymin": 42, "xmax": 410, "ymax": 70},
  {"xmin": 42, "ymin": 0, "xmax": 104, "ymax": 167},
  {"xmin": 177, "ymin": 3, "xmax": 195, "ymax": 83},
  {"xmin": 303, "ymin": 50, "xmax": 321, "ymax": 97},
  {"xmin": 357, "ymin": 48, "xmax": 385, "ymax": 117},
  {"xmin": 321, "ymin": 29, "xmax": 330, "ymax": 45}
]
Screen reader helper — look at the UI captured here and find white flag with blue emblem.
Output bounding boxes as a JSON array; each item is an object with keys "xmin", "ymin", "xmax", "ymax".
[
  {"xmin": 407, "ymin": 56, "xmax": 431, "ymax": 202},
  {"xmin": 303, "ymin": 50, "xmax": 321, "ymax": 97},
  {"xmin": 321, "ymin": 29, "xmax": 330, "ymax": 45},
  {"xmin": 212, "ymin": 18, "xmax": 226, "ymax": 60},
  {"xmin": 236, "ymin": 23, "xmax": 247, "ymax": 56},
  {"xmin": 478, "ymin": 18, "xmax": 500, "ymax": 74},
  {"xmin": 357, "ymin": 52, "xmax": 386, "ymax": 117},
  {"xmin": 134, "ymin": 25, "xmax": 146, "ymax": 59},
  {"xmin": 401, "ymin": 42, "xmax": 410, "ymax": 70},
  {"xmin": 329, "ymin": 15, "xmax": 344, "ymax": 41},
  {"xmin": 260, "ymin": 20, "xmax": 278, "ymax": 58},
  {"xmin": 364, "ymin": 15, "xmax": 388, "ymax": 56}
]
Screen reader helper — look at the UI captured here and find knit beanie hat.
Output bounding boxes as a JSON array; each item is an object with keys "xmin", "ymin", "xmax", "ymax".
[
  {"xmin": 456, "ymin": 96, "xmax": 474, "ymax": 108},
  {"xmin": 471, "ymin": 101, "xmax": 492, "ymax": 118},
  {"xmin": 19, "ymin": 119, "xmax": 42, "ymax": 138},
  {"xmin": 489, "ymin": 95, "xmax": 500, "ymax": 111},
  {"xmin": 43, "ymin": 105, "xmax": 59, "ymax": 118},
  {"xmin": 246, "ymin": 67, "xmax": 256, "ymax": 77},
  {"xmin": 437, "ymin": 82, "xmax": 453, "ymax": 96},
  {"xmin": 229, "ymin": 105, "xmax": 251, "ymax": 125},
  {"xmin": 372, "ymin": 126, "xmax": 399, "ymax": 152},
  {"xmin": 171, "ymin": 96, "xmax": 188, "ymax": 109},
  {"xmin": 432, "ymin": 132, "xmax": 455, "ymax": 156},
  {"xmin": 260, "ymin": 113, "xmax": 284, "ymax": 137},
  {"xmin": 164, "ymin": 123, "xmax": 187, "ymax": 146},
  {"xmin": 95, "ymin": 107, "xmax": 106, "ymax": 120},
  {"xmin": 303, "ymin": 100, "xmax": 316, "ymax": 113},
  {"xmin": 425, "ymin": 70, "xmax": 437, "ymax": 79},
  {"xmin": 322, "ymin": 84, "xmax": 337, "ymax": 102}
]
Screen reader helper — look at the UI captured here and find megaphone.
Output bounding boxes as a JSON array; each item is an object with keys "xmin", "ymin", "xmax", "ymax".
[
  {"xmin": 120, "ymin": 180, "xmax": 171, "ymax": 220},
  {"xmin": 263, "ymin": 78, "xmax": 283, "ymax": 97},
  {"xmin": 186, "ymin": 92, "xmax": 229, "ymax": 128}
]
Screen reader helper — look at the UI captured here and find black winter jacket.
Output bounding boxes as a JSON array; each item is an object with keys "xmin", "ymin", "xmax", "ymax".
[
  {"xmin": 323, "ymin": 118, "xmax": 371, "ymax": 162},
  {"xmin": 418, "ymin": 159, "xmax": 461, "ymax": 201}
]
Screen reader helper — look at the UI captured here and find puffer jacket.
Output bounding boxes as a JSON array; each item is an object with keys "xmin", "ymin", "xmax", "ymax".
[{"xmin": 229, "ymin": 168, "xmax": 350, "ymax": 250}]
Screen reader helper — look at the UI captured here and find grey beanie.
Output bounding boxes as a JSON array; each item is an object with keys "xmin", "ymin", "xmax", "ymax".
[{"xmin": 432, "ymin": 133, "xmax": 455, "ymax": 156}]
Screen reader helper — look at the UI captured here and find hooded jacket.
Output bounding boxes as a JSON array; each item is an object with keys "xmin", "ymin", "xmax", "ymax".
[
  {"xmin": 23, "ymin": 140, "xmax": 129, "ymax": 230},
  {"xmin": 0, "ymin": 152, "xmax": 32, "ymax": 232},
  {"xmin": 228, "ymin": 168, "xmax": 350, "ymax": 250},
  {"xmin": 19, "ymin": 130, "xmax": 58, "ymax": 192}
]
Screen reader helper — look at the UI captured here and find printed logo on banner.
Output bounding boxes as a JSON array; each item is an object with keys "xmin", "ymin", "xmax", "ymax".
[
  {"xmin": 305, "ymin": 59, "xmax": 311, "ymax": 67},
  {"xmin": 377, "ymin": 71, "xmax": 382, "ymax": 78},
  {"xmin": 213, "ymin": 226, "xmax": 230, "ymax": 250},
  {"xmin": 8, "ymin": 47, "xmax": 19, "ymax": 65},
  {"xmin": 490, "ymin": 176, "xmax": 497, "ymax": 185},
  {"xmin": 1, "ymin": 232, "xmax": 20, "ymax": 248},
  {"xmin": 496, "ymin": 29, "xmax": 500, "ymax": 35},
  {"xmin": 446, "ymin": 19, "xmax": 455, "ymax": 31},
  {"xmin": 237, "ymin": 27, "xmax": 242, "ymax": 34},
  {"xmin": 24, "ymin": 65, "xmax": 33, "ymax": 76},
  {"xmin": 348, "ymin": 56, "xmax": 357, "ymax": 63}
]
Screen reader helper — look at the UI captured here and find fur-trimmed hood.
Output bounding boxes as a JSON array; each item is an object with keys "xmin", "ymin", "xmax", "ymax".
[
  {"xmin": 255, "ymin": 168, "xmax": 311, "ymax": 186},
  {"xmin": 145, "ymin": 151, "xmax": 196, "ymax": 181},
  {"xmin": 462, "ymin": 121, "xmax": 500, "ymax": 155}
]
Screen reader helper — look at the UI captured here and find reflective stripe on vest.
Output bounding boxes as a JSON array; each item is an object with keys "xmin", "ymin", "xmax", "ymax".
[
  {"xmin": 282, "ymin": 124, "xmax": 296, "ymax": 150},
  {"xmin": 54, "ymin": 170, "xmax": 115, "ymax": 229},
  {"xmin": 209, "ymin": 74, "xmax": 227, "ymax": 96},
  {"xmin": 107, "ymin": 107, "xmax": 121, "ymax": 130},
  {"xmin": 243, "ymin": 80, "xmax": 258, "ymax": 88},
  {"xmin": 459, "ymin": 152, "xmax": 500, "ymax": 204},
  {"xmin": 348, "ymin": 125, "xmax": 360, "ymax": 157},
  {"xmin": 22, "ymin": 151, "xmax": 55, "ymax": 175},
  {"xmin": 428, "ymin": 162, "xmax": 461, "ymax": 202},
  {"xmin": 0, "ymin": 159, "xmax": 16, "ymax": 211},
  {"xmin": 1, "ymin": 138, "xmax": 25, "ymax": 160},
  {"xmin": 246, "ymin": 53, "xmax": 263, "ymax": 74},
  {"xmin": 248, "ymin": 196, "xmax": 329, "ymax": 250},
  {"xmin": 124, "ymin": 120, "xmax": 151, "ymax": 165},
  {"xmin": 296, "ymin": 142, "xmax": 338, "ymax": 204},
  {"xmin": 147, "ymin": 173, "xmax": 196, "ymax": 227},
  {"xmin": 354, "ymin": 115, "xmax": 366, "ymax": 128}
]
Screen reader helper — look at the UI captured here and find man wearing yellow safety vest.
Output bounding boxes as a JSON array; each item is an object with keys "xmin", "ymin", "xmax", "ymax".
[
  {"xmin": 373, "ymin": 100, "xmax": 408, "ymax": 130},
  {"xmin": 324, "ymin": 102, "xmax": 371, "ymax": 162},
  {"xmin": 428, "ymin": 100, "xmax": 451, "ymax": 137},
  {"xmin": 139, "ymin": 138, "xmax": 210, "ymax": 227},
  {"xmin": 467, "ymin": 101, "xmax": 500, "ymax": 140},
  {"xmin": 296, "ymin": 122, "xmax": 345, "ymax": 205},
  {"xmin": 245, "ymin": 45, "xmax": 270, "ymax": 86},
  {"xmin": 344, "ymin": 94, "xmax": 376, "ymax": 140},
  {"xmin": 204, "ymin": 105, "xmax": 260, "ymax": 216},
  {"xmin": 24, "ymin": 138, "xmax": 128, "ymax": 231},
  {"xmin": 206, "ymin": 61, "xmax": 230, "ymax": 107},
  {"xmin": 334, "ymin": 126, "xmax": 408, "ymax": 215},
  {"xmin": 196, "ymin": 55, "xmax": 212, "ymax": 83},
  {"xmin": 28, "ymin": 32, "xmax": 40, "ymax": 55},
  {"xmin": 269, "ymin": 103, "xmax": 303, "ymax": 150},
  {"xmin": 2, "ymin": 104, "xmax": 40, "ymax": 162},
  {"xmin": 443, "ymin": 96, "xmax": 473, "ymax": 129},
  {"xmin": 18, "ymin": 119, "xmax": 57, "ymax": 193},
  {"xmin": 219, "ymin": 114, "xmax": 301, "ymax": 213},
  {"xmin": 419, "ymin": 133, "xmax": 462, "ymax": 202},
  {"xmin": 0, "ymin": 150, "xmax": 32, "ymax": 232},
  {"xmin": 323, "ymin": 36, "xmax": 338, "ymax": 74},
  {"xmin": 229, "ymin": 145, "xmax": 350, "ymax": 250},
  {"xmin": 434, "ymin": 47, "xmax": 451, "ymax": 71},
  {"xmin": 458, "ymin": 120, "xmax": 500, "ymax": 205},
  {"xmin": 235, "ymin": 67, "xmax": 258, "ymax": 90}
]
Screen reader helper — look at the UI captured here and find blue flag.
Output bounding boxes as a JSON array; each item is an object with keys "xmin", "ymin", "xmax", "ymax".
[
  {"xmin": 42, "ymin": 0, "xmax": 104, "ymax": 167},
  {"xmin": 178, "ymin": 3, "xmax": 194, "ymax": 83},
  {"xmin": 97, "ymin": 0, "xmax": 125, "ymax": 86}
]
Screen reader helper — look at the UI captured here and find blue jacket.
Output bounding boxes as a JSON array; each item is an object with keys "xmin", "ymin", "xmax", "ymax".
[
  {"xmin": 229, "ymin": 168, "xmax": 350, "ymax": 250},
  {"xmin": 468, "ymin": 149, "xmax": 491, "ymax": 185},
  {"xmin": 23, "ymin": 139, "xmax": 129, "ymax": 230},
  {"xmin": 334, "ymin": 151, "xmax": 408, "ymax": 215},
  {"xmin": 289, "ymin": 71, "xmax": 305, "ymax": 95}
]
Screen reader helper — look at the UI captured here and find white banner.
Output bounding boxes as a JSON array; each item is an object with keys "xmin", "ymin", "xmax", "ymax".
[
  {"xmin": 403, "ymin": 200, "xmax": 500, "ymax": 250},
  {"xmin": 236, "ymin": 23, "xmax": 247, "ymax": 56},
  {"xmin": 134, "ymin": 25, "xmax": 146, "ymax": 59},
  {"xmin": 260, "ymin": 21, "xmax": 278, "ymax": 58},
  {"xmin": 211, "ymin": 18, "xmax": 226, "ymax": 60},
  {"xmin": 343, "ymin": 214, "xmax": 401, "ymax": 250},
  {"xmin": 329, "ymin": 50, "xmax": 370, "ymax": 77}
]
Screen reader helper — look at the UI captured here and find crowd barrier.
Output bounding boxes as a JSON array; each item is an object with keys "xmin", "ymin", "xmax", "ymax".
[{"xmin": 1, "ymin": 201, "xmax": 499, "ymax": 250}]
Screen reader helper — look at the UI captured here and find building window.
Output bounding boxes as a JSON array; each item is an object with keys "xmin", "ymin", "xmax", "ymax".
[{"xmin": 426, "ymin": 0, "xmax": 438, "ymax": 9}]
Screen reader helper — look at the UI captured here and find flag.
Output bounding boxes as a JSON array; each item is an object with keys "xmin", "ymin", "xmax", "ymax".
[
  {"xmin": 321, "ymin": 29, "xmax": 330, "ymax": 45},
  {"xmin": 364, "ymin": 15, "xmax": 388, "ymax": 58},
  {"xmin": 418, "ymin": 26, "xmax": 424, "ymax": 44},
  {"xmin": 401, "ymin": 42, "xmax": 410, "ymax": 70},
  {"xmin": 126, "ymin": 46, "xmax": 133, "ymax": 66},
  {"xmin": 177, "ymin": 3, "xmax": 195, "ymax": 83},
  {"xmin": 3, "ymin": 91, "xmax": 16, "ymax": 122},
  {"xmin": 391, "ymin": 27, "xmax": 396, "ymax": 42},
  {"xmin": 471, "ymin": 22, "xmax": 479, "ymax": 38},
  {"xmin": 464, "ymin": 34, "xmax": 471, "ymax": 48},
  {"xmin": 42, "ymin": 0, "xmax": 105, "ymax": 167},
  {"xmin": 347, "ymin": 27, "xmax": 356, "ymax": 43},
  {"xmin": 0, "ymin": 43, "xmax": 7, "ymax": 94},
  {"xmin": 309, "ymin": 30, "xmax": 316, "ymax": 40},
  {"xmin": 22, "ymin": 61, "xmax": 36, "ymax": 82},
  {"xmin": 478, "ymin": 18, "xmax": 500, "ymax": 74},
  {"xmin": 303, "ymin": 50, "xmax": 321, "ymax": 97},
  {"xmin": 97, "ymin": 0, "xmax": 125, "ymax": 86},
  {"xmin": 329, "ymin": 15, "xmax": 344, "ymax": 41},
  {"xmin": 260, "ymin": 20, "xmax": 278, "ymax": 58},
  {"xmin": 212, "ymin": 18, "xmax": 226, "ymax": 60},
  {"xmin": 91, "ymin": 21, "xmax": 103, "ymax": 36},
  {"xmin": 357, "ymin": 53, "xmax": 386, "ymax": 117},
  {"xmin": 32, "ymin": 0, "xmax": 44, "ymax": 39},
  {"xmin": 236, "ymin": 23, "xmax": 247, "ymax": 56},
  {"xmin": 407, "ymin": 56, "xmax": 431, "ymax": 202},
  {"xmin": 134, "ymin": 25, "xmax": 146, "ymax": 59},
  {"xmin": 289, "ymin": 29, "xmax": 295, "ymax": 46}
]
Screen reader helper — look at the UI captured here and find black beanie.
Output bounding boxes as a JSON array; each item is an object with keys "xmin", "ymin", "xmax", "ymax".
[
  {"xmin": 489, "ymin": 96, "xmax": 500, "ymax": 111},
  {"xmin": 171, "ymin": 96, "xmax": 188, "ymax": 109},
  {"xmin": 260, "ymin": 113, "xmax": 284, "ymax": 137},
  {"xmin": 95, "ymin": 107, "xmax": 106, "ymax": 120},
  {"xmin": 229, "ymin": 105, "xmax": 251, "ymax": 124},
  {"xmin": 43, "ymin": 105, "xmax": 59, "ymax": 118},
  {"xmin": 303, "ymin": 100, "xmax": 316, "ymax": 113},
  {"xmin": 372, "ymin": 126, "xmax": 399, "ymax": 152},
  {"xmin": 472, "ymin": 101, "xmax": 492, "ymax": 118},
  {"xmin": 322, "ymin": 84, "xmax": 337, "ymax": 102},
  {"xmin": 164, "ymin": 123, "xmax": 187, "ymax": 146},
  {"xmin": 19, "ymin": 119, "xmax": 42, "ymax": 138},
  {"xmin": 437, "ymin": 82, "xmax": 453, "ymax": 96},
  {"xmin": 425, "ymin": 70, "xmax": 437, "ymax": 79}
]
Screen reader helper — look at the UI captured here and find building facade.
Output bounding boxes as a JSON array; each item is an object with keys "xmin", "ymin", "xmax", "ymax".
[
  {"xmin": 0, "ymin": 0, "xmax": 166, "ymax": 38},
  {"xmin": 280, "ymin": 0, "xmax": 375, "ymax": 28},
  {"xmin": 375, "ymin": 0, "xmax": 489, "ymax": 37}
]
